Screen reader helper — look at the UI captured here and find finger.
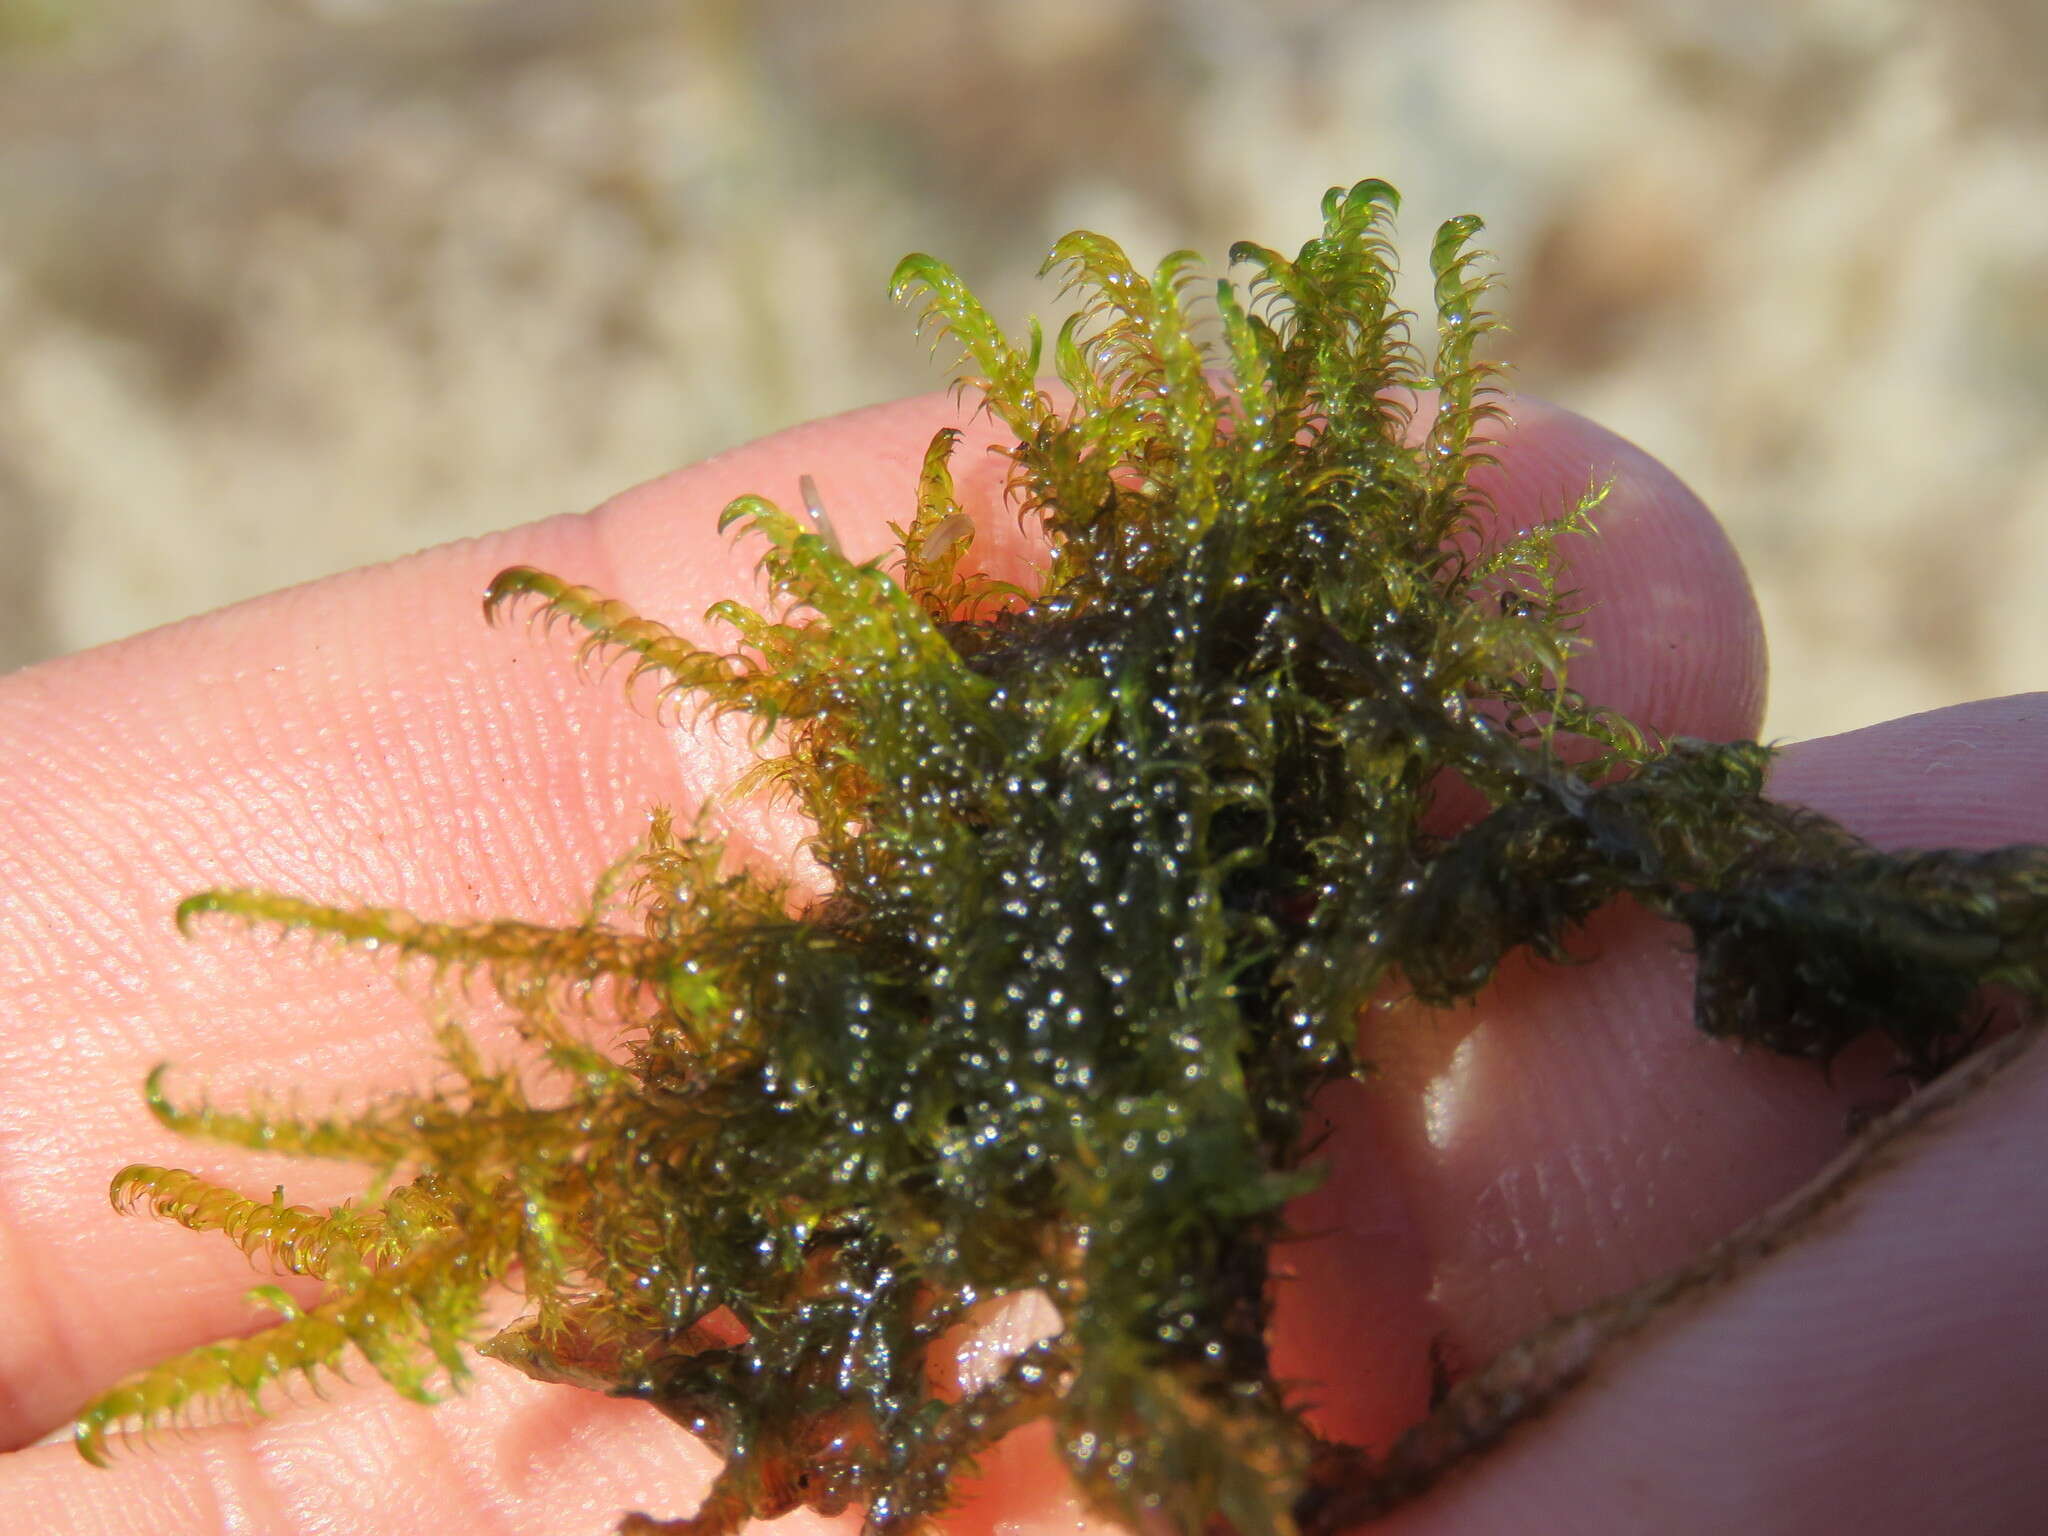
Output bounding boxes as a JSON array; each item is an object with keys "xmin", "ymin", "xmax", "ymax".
[
  {"xmin": 1302, "ymin": 697, "xmax": 2048, "ymax": 1494},
  {"xmin": 0, "ymin": 390, "xmax": 1015, "ymax": 1445},
  {"xmin": 1765, "ymin": 692, "xmax": 2048, "ymax": 847},
  {"xmin": 0, "ymin": 1363, "xmax": 806, "ymax": 1536},
  {"xmin": 1369, "ymin": 986, "xmax": 2048, "ymax": 1535},
  {"xmin": 1459, "ymin": 395, "xmax": 1766, "ymax": 745}
]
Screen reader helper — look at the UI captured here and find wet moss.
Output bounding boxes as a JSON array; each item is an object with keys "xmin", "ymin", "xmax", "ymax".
[{"xmin": 78, "ymin": 182, "xmax": 2048, "ymax": 1535}]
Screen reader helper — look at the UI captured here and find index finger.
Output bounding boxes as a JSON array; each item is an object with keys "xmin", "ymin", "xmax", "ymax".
[{"xmin": 0, "ymin": 390, "xmax": 1765, "ymax": 1496}]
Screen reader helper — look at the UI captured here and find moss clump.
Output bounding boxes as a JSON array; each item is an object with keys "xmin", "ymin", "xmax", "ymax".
[{"xmin": 78, "ymin": 181, "xmax": 2048, "ymax": 1535}]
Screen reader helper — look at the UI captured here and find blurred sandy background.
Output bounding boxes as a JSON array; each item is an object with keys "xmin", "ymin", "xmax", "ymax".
[{"xmin": 0, "ymin": 0, "xmax": 2042, "ymax": 741}]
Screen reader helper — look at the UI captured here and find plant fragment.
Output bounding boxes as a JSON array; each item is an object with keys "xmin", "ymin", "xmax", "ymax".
[{"xmin": 77, "ymin": 180, "xmax": 2048, "ymax": 1535}]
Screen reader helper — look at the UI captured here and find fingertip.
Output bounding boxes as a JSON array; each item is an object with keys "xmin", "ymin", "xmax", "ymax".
[
  {"xmin": 1767, "ymin": 693, "xmax": 2048, "ymax": 848},
  {"xmin": 1468, "ymin": 396, "xmax": 1768, "ymax": 744}
]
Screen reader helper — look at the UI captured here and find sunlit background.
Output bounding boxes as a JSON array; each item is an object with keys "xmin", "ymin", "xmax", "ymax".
[{"xmin": 1, "ymin": 0, "xmax": 2043, "ymax": 740}]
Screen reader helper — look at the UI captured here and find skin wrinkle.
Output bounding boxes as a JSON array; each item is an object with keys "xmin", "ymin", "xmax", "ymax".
[
  {"xmin": 0, "ymin": 1166, "xmax": 76, "ymax": 1444},
  {"xmin": 0, "ymin": 1033, "xmax": 145, "ymax": 1448},
  {"xmin": 207, "ymin": 1433, "xmax": 284, "ymax": 1536},
  {"xmin": 13, "ymin": 1371, "xmax": 740, "ymax": 1535},
  {"xmin": 0, "ymin": 578, "xmax": 670, "ymax": 1450},
  {"xmin": 478, "ymin": 528, "xmax": 659, "ymax": 865},
  {"xmin": 341, "ymin": 1411, "xmax": 509, "ymax": 1536},
  {"xmin": 0, "ymin": 755, "xmax": 205, "ymax": 1019}
]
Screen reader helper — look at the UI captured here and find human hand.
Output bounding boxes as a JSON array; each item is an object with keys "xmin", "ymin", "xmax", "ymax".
[{"xmin": 1, "ymin": 392, "xmax": 2042, "ymax": 1534}]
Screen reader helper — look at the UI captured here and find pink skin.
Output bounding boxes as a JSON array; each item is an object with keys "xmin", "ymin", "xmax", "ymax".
[{"xmin": 0, "ymin": 391, "xmax": 2042, "ymax": 1533}]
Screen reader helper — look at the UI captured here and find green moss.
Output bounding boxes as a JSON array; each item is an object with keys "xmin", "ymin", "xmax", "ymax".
[{"xmin": 78, "ymin": 181, "xmax": 2048, "ymax": 1535}]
